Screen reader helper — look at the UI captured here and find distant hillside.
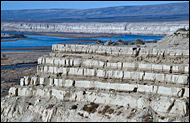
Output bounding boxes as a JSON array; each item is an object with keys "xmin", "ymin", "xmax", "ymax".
[{"xmin": 1, "ymin": 2, "xmax": 189, "ymax": 22}]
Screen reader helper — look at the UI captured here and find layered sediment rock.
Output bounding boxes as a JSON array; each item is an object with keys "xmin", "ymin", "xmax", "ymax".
[
  {"xmin": 1, "ymin": 21, "xmax": 189, "ymax": 35},
  {"xmin": 1, "ymin": 44, "xmax": 189, "ymax": 122}
]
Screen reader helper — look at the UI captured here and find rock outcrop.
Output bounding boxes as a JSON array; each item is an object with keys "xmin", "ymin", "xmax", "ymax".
[
  {"xmin": 146, "ymin": 28, "xmax": 189, "ymax": 50},
  {"xmin": 1, "ymin": 21, "xmax": 189, "ymax": 35},
  {"xmin": 1, "ymin": 44, "xmax": 189, "ymax": 122}
]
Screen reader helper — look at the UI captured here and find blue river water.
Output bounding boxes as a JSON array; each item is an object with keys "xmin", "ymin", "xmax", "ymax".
[
  {"xmin": 1, "ymin": 63, "xmax": 38, "ymax": 70},
  {"xmin": 1, "ymin": 31, "xmax": 164, "ymax": 52}
]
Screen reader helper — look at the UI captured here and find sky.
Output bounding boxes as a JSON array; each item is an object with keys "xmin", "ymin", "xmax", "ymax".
[{"xmin": 1, "ymin": 1, "xmax": 188, "ymax": 10}]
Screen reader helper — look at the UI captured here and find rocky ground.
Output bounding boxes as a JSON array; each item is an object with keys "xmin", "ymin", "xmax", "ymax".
[
  {"xmin": 1, "ymin": 51, "xmax": 50, "ymax": 98},
  {"xmin": 1, "ymin": 29, "xmax": 189, "ymax": 122},
  {"xmin": 1, "ymin": 96, "xmax": 189, "ymax": 122},
  {"xmin": 1, "ymin": 51, "xmax": 49, "ymax": 66},
  {"xmin": 1, "ymin": 67, "xmax": 37, "ymax": 97},
  {"xmin": 1, "ymin": 29, "xmax": 189, "ymax": 99},
  {"xmin": 145, "ymin": 30, "xmax": 189, "ymax": 50},
  {"xmin": 93, "ymin": 29, "xmax": 189, "ymax": 51}
]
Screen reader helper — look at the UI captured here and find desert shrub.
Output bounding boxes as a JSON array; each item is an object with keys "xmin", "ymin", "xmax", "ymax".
[
  {"xmin": 123, "ymin": 41, "xmax": 128, "ymax": 45},
  {"xmin": 78, "ymin": 113, "xmax": 84, "ymax": 117},
  {"xmin": 134, "ymin": 39, "xmax": 145, "ymax": 45},
  {"xmin": 97, "ymin": 40, "xmax": 103, "ymax": 43},
  {"xmin": 113, "ymin": 42, "xmax": 119, "ymax": 46},
  {"xmin": 117, "ymin": 111, "xmax": 122, "ymax": 116},
  {"xmin": 117, "ymin": 39, "xmax": 123, "ymax": 42},
  {"xmin": 108, "ymin": 109, "xmax": 114, "ymax": 114},
  {"xmin": 117, "ymin": 106, "xmax": 124, "ymax": 109},
  {"xmin": 128, "ymin": 41, "xmax": 135, "ymax": 45},
  {"xmin": 174, "ymin": 43, "xmax": 179, "ymax": 46},
  {"xmin": 176, "ymin": 28, "xmax": 187, "ymax": 32},
  {"xmin": 71, "ymin": 105, "xmax": 78, "ymax": 110},
  {"xmin": 153, "ymin": 40, "xmax": 157, "ymax": 43},
  {"xmin": 104, "ymin": 40, "xmax": 114, "ymax": 45},
  {"xmin": 98, "ymin": 105, "xmax": 110, "ymax": 115},
  {"xmin": 82, "ymin": 103, "xmax": 99, "ymax": 114},
  {"xmin": 2, "ymin": 54, "xmax": 6, "ymax": 58}
]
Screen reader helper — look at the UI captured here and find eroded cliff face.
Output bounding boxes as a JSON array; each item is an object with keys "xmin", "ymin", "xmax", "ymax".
[
  {"xmin": 1, "ymin": 21, "xmax": 189, "ymax": 35},
  {"xmin": 1, "ymin": 44, "xmax": 189, "ymax": 122}
]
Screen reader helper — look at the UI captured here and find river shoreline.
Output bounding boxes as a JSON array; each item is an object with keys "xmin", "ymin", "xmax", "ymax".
[
  {"xmin": 26, "ymin": 32, "xmax": 124, "ymax": 38},
  {"xmin": 1, "ymin": 47, "xmax": 52, "ymax": 51},
  {"xmin": 1, "ymin": 40, "xmax": 97, "ymax": 51},
  {"xmin": 1, "ymin": 32, "xmax": 37, "ymax": 42},
  {"xmin": 1, "ymin": 51, "xmax": 49, "ymax": 97},
  {"xmin": 1, "ymin": 37, "xmax": 36, "ymax": 42}
]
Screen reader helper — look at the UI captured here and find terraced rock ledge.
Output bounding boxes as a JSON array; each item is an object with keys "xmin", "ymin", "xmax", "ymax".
[{"xmin": 1, "ymin": 44, "xmax": 189, "ymax": 122}]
